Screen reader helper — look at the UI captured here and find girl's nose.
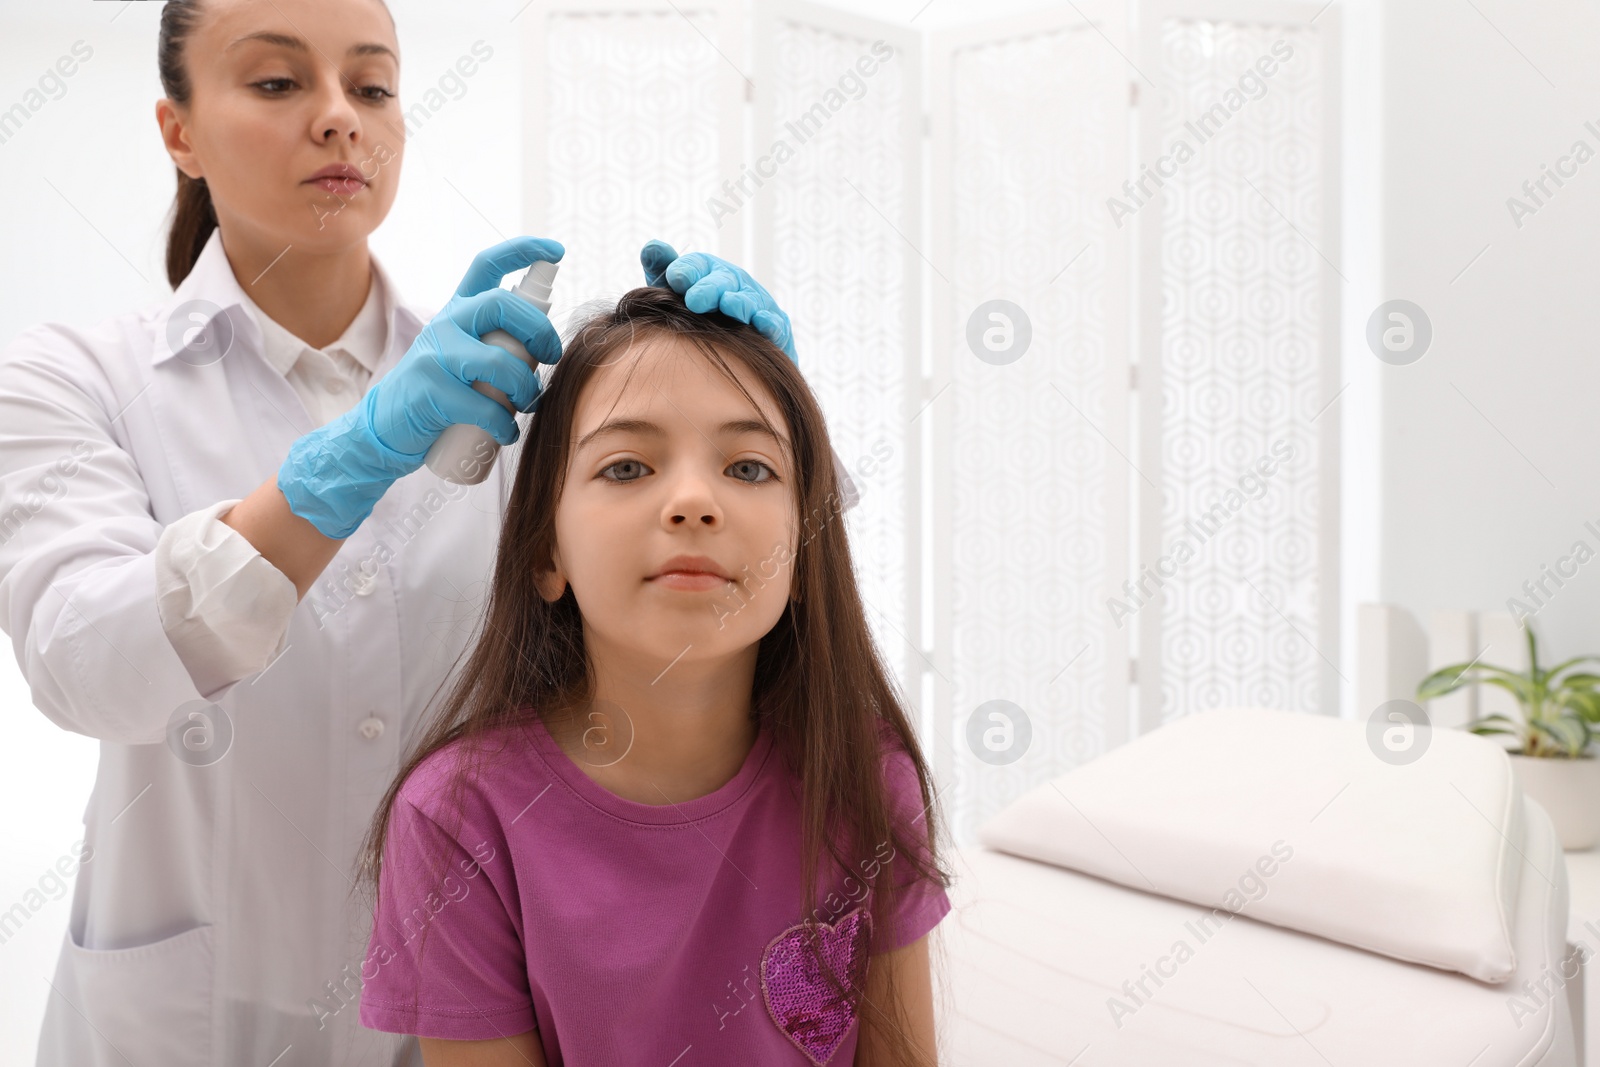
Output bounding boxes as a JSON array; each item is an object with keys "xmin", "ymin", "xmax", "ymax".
[{"xmin": 665, "ymin": 476, "xmax": 722, "ymax": 527}]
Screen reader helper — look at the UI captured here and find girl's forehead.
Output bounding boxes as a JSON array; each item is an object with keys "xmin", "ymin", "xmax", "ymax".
[{"xmin": 575, "ymin": 334, "xmax": 787, "ymax": 429}]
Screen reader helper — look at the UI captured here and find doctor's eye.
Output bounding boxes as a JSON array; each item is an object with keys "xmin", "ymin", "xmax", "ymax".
[{"xmin": 250, "ymin": 79, "xmax": 394, "ymax": 102}]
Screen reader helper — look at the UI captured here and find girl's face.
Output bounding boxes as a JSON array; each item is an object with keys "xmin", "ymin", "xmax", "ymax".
[
  {"xmin": 537, "ymin": 336, "xmax": 802, "ymax": 670},
  {"xmin": 157, "ymin": 0, "xmax": 402, "ymax": 255}
]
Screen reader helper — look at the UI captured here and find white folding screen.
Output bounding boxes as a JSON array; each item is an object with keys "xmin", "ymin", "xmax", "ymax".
[
  {"xmin": 521, "ymin": 0, "xmax": 747, "ymax": 305},
  {"xmin": 750, "ymin": 2, "xmax": 926, "ymax": 747},
  {"xmin": 927, "ymin": 3, "xmax": 1133, "ymax": 841},
  {"xmin": 519, "ymin": 0, "xmax": 1342, "ymax": 846},
  {"xmin": 1135, "ymin": 0, "xmax": 1343, "ymax": 735}
]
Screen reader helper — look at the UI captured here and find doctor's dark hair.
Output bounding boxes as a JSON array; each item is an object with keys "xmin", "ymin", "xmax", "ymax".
[
  {"xmin": 355, "ymin": 285, "xmax": 952, "ymax": 1066},
  {"xmin": 158, "ymin": 0, "xmax": 214, "ymax": 288}
]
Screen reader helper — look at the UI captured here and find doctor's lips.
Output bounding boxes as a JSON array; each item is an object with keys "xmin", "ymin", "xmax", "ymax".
[
  {"xmin": 304, "ymin": 162, "xmax": 367, "ymax": 196},
  {"xmin": 648, "ymin": 555, "xmax": 734, "ymax": 591}
]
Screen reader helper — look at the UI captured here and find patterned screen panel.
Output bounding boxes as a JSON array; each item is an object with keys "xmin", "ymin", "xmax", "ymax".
[
  {"xmin": 766, "ymin": 19, "xmax": 915, "ymax": 697},
  {"xmin": 1153, "ymin": 18, "xmax": 1326, "ymax": 724},
  {"xmin": 544, "ymin": 10, "xmax": 727, "ymax": 307},
  {"xmin": 947, "ymin": 26, "xmax": 1122, "ymax": 842}
]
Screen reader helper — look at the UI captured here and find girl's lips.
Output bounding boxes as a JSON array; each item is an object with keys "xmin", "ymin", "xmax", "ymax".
[
  {"xmin": 649, "ymin": 572, "xmax": 732, "ymax": 591},
  {"xmin": 308, "ymin": 177, "xmax": 366, "ymax": 196}
]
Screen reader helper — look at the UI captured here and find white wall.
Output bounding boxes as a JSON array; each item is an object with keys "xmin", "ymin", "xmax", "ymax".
[
  {"xmin": 1337, "ymin": 0, "xmax": 1384, "ymax": 720},
  {"xmin": 1379, "ymin": 0, "xmax": 1600, "ymax": 674}
]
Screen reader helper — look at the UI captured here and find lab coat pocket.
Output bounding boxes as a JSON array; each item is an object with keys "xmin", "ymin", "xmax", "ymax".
[{"xmin": 49, "ymin": 922, "xmax": 215, "ymax": 1066}]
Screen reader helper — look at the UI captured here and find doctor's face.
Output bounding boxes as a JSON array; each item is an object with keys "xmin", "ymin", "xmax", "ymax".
[
  {"xmin": 158, "ymin": 0, "xmax": 403, "ymax": 255},
  {"xmin": 536, "ymin": 336, "xmax": 801, "ymax": 674}
]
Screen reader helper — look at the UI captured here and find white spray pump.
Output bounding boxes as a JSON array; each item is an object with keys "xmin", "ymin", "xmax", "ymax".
[{"xmin": 425, "ymin": 259, "xmax": 559, "ymax": 485}]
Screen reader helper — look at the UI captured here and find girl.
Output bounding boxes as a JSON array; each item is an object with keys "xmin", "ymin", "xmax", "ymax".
[{"xmin": 354, "ymin": 285, "xmax": 954, "ymax": 1066}]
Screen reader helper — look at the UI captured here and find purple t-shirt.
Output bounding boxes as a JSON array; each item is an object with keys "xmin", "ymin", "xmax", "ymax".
[{"xmin": 358, "ymin": 710, "xmax": 950, "ymax": 1065}]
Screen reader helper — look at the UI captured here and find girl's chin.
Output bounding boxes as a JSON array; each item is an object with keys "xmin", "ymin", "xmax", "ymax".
[{"xmin": 587, "ymin": 616, "xmax": 759, "ymax": 657}]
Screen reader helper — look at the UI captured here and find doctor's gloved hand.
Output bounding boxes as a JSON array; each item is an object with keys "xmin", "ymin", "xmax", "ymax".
[
  {"xmin": 640, "ymin": 240, "xmax": 797, "ymax": 365},
  {"xmin": 277, "ymin": 237, "xmax": 564, "ymax": 540}
]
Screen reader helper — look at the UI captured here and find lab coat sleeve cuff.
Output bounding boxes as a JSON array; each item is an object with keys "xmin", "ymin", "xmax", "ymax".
[
  {"xmin": 24, "ymin": 548, "xmax": 217, "ymax": 746},
  {"xmin": 154, "ymin": 499, "xmax": 298, "ymax": 700}
]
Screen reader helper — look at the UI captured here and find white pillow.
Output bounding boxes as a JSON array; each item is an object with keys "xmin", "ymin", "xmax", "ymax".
[{"xmin": 977, "ymin": 706, "xmax": 1524, "ymax": 983}]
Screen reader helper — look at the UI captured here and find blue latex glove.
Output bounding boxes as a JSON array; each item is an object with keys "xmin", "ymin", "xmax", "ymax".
[
  {"xmin": 278, "ymin": 236, "xmax": 564, "ymax": 539},
  {"xmin": 640, "ymin": 239, "xmax": 797, "ymax": 364}
]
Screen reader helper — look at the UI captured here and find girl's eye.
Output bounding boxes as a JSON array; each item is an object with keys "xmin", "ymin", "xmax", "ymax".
[
  {"xmin": 600, "ymin": 459, "xmax": 649, "ymax": 484},
  {"xmin": 727, "ymin": 459, "xmax": 780, "ymax": 484},
  {"xmin": 597, "ymin": 459, "xmax": 781, "ymax": 485},
  {"xmin": 358, "ymin": 85, "xmax": 396, "ymax": 101},
  {"xmin": 253, "ymin": 78, "xmax": 296, "ymax": 94}
]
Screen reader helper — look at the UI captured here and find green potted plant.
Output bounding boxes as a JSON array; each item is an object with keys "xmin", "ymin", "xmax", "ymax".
[{"xmin": 1417, "ymin": 623, "xmax": 1600, "ymax": 849}]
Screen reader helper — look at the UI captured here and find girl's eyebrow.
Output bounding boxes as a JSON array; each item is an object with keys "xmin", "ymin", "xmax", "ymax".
[
  {"xmin": 576, "ymin": 417, "xmax": 786, "ymax": 454},
  {"xmin": 226, "ymin": 30, "xmax": 397, "ymax": 61}
]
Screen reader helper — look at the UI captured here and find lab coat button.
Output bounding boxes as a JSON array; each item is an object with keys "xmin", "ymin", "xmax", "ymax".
[
  {"xmin": 357, "ymin": 716, "xmax": 385, "ymax": 739},
  {"xmin": 351, "ymin": 569, "xmax": 376, "ymax": 596}
]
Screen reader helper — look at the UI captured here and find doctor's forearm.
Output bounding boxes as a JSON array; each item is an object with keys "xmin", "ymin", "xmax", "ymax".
[{"xmin": 220, "ymin": 475, "xmax": 346, "ymax": 601}]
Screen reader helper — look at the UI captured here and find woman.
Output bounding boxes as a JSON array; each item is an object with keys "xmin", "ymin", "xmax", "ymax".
[{"xmin": 0, "ymin": 1, "xmax": 845, "ymax": 1064}]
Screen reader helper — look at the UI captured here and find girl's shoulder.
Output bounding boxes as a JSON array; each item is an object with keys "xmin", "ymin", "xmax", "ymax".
[
  {"xmin": 396, "ymin": 720, "xmax": 536, "ymax": 826},
  {"xmin": 873, "ymin": 718, "xmax": 929, "ymax": 814},
  {"xmin": 874, "ymin": 716, "xmax": 916, "ymax": 772}
]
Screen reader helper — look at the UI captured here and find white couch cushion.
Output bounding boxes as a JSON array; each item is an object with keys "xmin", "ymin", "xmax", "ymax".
[{"xmin": 976, "ymin": 706, "xmax": 1524, "ymax": 983}]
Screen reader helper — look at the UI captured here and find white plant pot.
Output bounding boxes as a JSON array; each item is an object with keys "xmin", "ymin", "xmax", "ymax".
[{"xmin": 1508, "ymin": 752, "xmax": 1600, "ymax": 850}]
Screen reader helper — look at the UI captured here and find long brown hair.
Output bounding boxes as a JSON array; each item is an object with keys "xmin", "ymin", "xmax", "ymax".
[{"xmin": 355, "ymin": 284, "xmax": 952, "ymax": 1064}]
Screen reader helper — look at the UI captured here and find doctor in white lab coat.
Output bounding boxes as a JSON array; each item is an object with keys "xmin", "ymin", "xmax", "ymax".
[{"xmin": 0, "ymin": 1, "xmax": 846, "ymax": 1065}]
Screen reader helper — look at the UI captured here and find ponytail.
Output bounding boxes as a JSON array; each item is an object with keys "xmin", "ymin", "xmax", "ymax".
[
  {"xmin": 158, "ymin": 0, "xmax": 213, "ymax": 288},
  {"xmin": 166, "ymin": 170, "xmax": 217, "ymax": 289}
]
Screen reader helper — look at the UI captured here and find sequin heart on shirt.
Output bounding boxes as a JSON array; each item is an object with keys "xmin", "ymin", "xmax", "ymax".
[{"xmin": 760, "ymin": 906, "xmax": 873, "ymax": 1065}]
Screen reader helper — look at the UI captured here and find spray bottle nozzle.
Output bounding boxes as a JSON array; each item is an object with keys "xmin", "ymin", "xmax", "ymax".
[{"xmin": 517, "ymin": 260, "xmax": 560, "ymax": 308}]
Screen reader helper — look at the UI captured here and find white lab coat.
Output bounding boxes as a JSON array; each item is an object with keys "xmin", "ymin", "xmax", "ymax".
[
  {"xmin": 0, "ymin": 229, "xmax": 509, "ymax": 1067},
  {"xmin": 0, "ymin": 228, "xmax": 860, "ymax": 1067}
]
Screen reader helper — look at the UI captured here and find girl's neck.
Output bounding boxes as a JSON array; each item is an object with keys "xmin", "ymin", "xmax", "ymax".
[
  {"xmin": 544, "ymin": 693, "xmax": 760, "ymax": 807},
  {"xmin": 550, "ymin": 646, "xmax": 761, "ymax": 806}
]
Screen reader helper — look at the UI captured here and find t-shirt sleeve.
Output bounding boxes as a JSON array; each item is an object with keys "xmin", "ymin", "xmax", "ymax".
[
  {"xmin": 357, "ymin": 790, "xmax": 538, "ymax": 1040},
  {"xmin": 873, "ymin": 739, "xmax": 953, "ymax": 954}
]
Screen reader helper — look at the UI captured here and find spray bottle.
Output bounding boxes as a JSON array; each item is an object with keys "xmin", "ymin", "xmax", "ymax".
[{"xmin": 425, "ymin": 259, "xmax": 559, "ymax": 485}]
